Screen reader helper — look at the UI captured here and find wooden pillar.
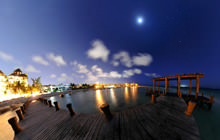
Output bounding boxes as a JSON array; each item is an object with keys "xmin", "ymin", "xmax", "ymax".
[
  {"xmin": 165, "ymin": 77, "xmax": 167, "ymax": 94},
  {"xmin": 167, "ymin": 80, "xmax": 169, "ymax": 94},
  {"xmin": 195, "ymin": 76, "xmax": 199, "ymax": 99},
  {"xmin": 189, "ymin": 79, "xmax": 192, "ymax": 95},
  {"xmin": 153, "ymin": 80, "xmax": 155, "ymax": 93},
  {"xmin": 177, "ymin": 76, "xmax": 180, "ymax": 96},
  {"xmin": 158, "ymin": 81, "xmax": 159, "ymax": 91}
]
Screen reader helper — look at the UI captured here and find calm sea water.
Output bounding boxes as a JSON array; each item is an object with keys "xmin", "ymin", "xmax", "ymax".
[{"xmin": 47, "ymin": 87, "xmax": 220, "ymax": 140}]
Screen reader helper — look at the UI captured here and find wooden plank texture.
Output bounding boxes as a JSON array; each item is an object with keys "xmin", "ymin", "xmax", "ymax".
[{"xmin": 14, "ymin": 96, "xmax": 200, "ymax": 140}]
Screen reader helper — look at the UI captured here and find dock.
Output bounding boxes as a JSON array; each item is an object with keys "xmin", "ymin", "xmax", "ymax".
[{"xmin": 13, "ymin": 95, "xmax": 200, "ymax": 140}]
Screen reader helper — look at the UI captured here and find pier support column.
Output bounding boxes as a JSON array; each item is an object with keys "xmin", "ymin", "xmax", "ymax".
[
  {"xmin": 153, "ymin": 80, "xmax": 155, "ymax": 93},
  {"xmin": 177, "ymin": 76, "xmax": 181, "ymax": 96},
  {"xmin": 8, "ymin": 117, "xmax": 22, "ymax": 134},
  {"xmin": 100, "ymin": 104, "xmax": 113, "ymax": 121},
  {"xmin": 66, "ymin": 103, "xmax": 75, "ymax": 116},
  {"xmin": 167, "ymin": 80, "xmax": 169, "ymax": 94},
  {"xmin": 158, "ymin": 81, "xmax": 160, "ymax": 93},
  {"xmin": 165, "ymin": 77, "xmax": 168, "ymax": 94},
  {"xmin": 195, "ymin": 76, "xmax": 199, "ymax": 99},
  {"xmin": 190, "ymin": 79, "xmax": 192, "ymax": 95}
]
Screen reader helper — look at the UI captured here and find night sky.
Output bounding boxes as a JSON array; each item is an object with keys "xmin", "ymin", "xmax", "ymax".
[{"xmin": 0, "ymin": 1, "xmax": 220, "ymax": 88}]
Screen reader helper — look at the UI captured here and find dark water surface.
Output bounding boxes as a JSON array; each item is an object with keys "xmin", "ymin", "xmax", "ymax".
[{"xmin": 48, "ymin": 87, "xmax": 151, "ymax": 114}]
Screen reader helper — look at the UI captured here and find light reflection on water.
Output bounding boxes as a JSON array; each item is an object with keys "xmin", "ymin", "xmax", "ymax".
[
  {"xmin": 47, "ymin": 87, "xmax": 151, "ymax": 114},
  {"xmin": 95, "ymin": 89, "xmax": 105, "ymax": 110}
]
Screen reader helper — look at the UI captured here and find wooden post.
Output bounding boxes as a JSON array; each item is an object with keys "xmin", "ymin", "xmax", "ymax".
[
  {"xmin": 179, "ymin": 92, "xmax": 182, "ymax": 98},
  {"xmin": 177, "ymin": 76, "xmax": 180, "ymax": 96},
  {"xmin": 66, "ymin": 103, "xmax": 75, "ymax": 116},
  {"xmin": 165, "ymin": 77, "xmax": 167, "ymax": 94},
  {"xmin": 8, "ymin": 117, "xmax": 22, "ymax": 134},
  {"xmin": 16, "ymin": 109, "xmax": 24, "ymax": 121},
  {"xmin": 185, "ymin": 101, "xmax": 196, "ymax": 116},
  {"xmin": 44, "ymin": 99, "xmax": 48, "ymax": 105},
  {"xmin": 209, "ymin": 96, "xmax": 214, "ymax": 103},
  {"xmin": 151, "ymin": 94, "xmax": 155, "ymax": 103},
  {"xmin": 54, "ymin": 101, "xmax": 60, "ymax": 111},
  {"xmin": 100, "ymin": 104, "xmax": 113, "ymax": 121},
  {"xmin": 167, "ymin": 80, "xmax": 169, "ymax": 94},
  {"xmin": 145, "ymin": 88, "xmax": 148, "ymax": 93},
  {"xmin": 195, "ymin": 75, "xmax": 199, "ymax": 99},
  {"xmin": 48, "ymin": 100, "xmax": 53, "ymax": 107},
  {"xmin": 20, "ymin": 106, "xmax": 25, "ymax": 114},
  {"xmin": 190, "ymin": 79, "xmax": 192, "ymax": 95},
  {"xmin": 153, "ymin": 80, "xmax": 155, "ymax": 93},
  {"xmin": 158, "ymin": 81, "xmax": 159, "ymax": 91},
  {"xmin": 202, "ymin": 93, "xmax": 204, "ymax": 97}
]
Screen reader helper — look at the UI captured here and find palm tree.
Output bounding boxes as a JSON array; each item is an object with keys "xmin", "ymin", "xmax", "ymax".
[{"xmin": 31, "ymin": 77, "xmax": 42, "ymax": 91}]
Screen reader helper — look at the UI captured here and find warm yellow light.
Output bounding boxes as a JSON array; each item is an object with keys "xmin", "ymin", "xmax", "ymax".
[{"xmin": 32, "ymin": 100, "xmax": 37, "ymax": 103}]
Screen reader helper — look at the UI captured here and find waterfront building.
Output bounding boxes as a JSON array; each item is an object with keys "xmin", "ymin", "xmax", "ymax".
[{"xmin": 8, "ymin": 68, "xmax": 28, "ymax": 87}]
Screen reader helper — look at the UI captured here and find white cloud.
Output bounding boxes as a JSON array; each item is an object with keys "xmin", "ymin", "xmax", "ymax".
[
  {"xmin": 24, "ymin": 65, "xmax": 40, "ymax": 73},
  {"xmin": 87, "ymin": 40, "xmax": 110, "ymax": 62},
  {"xmin": 145, "ymin": 73, "xmax": 160, "ymax": 77},
  {"xmin": 32, "ymin": 56, "xmax": 49, "ymax": 66},
  {"xmin": 0, "ymin": 51, "xmax": 13, "ymax": 61},
  {"xmin": 70, "ymin": 60, "xmax": 77, "ymax": 66},
  {"xmin": 57, "ymin": 73, "xmax": 74, "ymax": 82},
  {"xmin": 133, "ymin": 68, "xmax": 142, "ymax": 74},
  {"xmin": 50, "ymin": 74, "xmax": 56, "ymax": 78},
  {"xmin": 133, "ymin": 53, "xmax": 153, "ymax": 66},
  {"xmin": 109, "ymin": 71, "xmax": 122, "ymax": 78},
  {"xmin": 122, "ymin": 69, "xmax": 135, "ymax": 78},
  {"xmin": 91, "ymin": 65, "xmax": 109, "ymax": 78},
  {"xmin": 112, "ymin": 52, "xmax": 153, "ymax": 67},
  {"xmin": 47, "ymin": 53, "xmax": 67, "ymax": 66},
  {"xmin": 113, "ymin": 51, "xmax": 132, "ymax": 67},
  {"xmin": 77, "ymin": 64, "xmax": 89, "ymax": 73},
  {"xmin": 86, "ymin": 72, "xmax": 98, "ymax": 82},
  {"xmin": 112, "ymin": 61, "xmax": 119, "ymax": 67}
]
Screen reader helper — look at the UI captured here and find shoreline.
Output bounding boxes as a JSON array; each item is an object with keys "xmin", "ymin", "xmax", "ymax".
[{"xmin": 0, "ymin": 89, "xmax": 86, "ymax": 114}]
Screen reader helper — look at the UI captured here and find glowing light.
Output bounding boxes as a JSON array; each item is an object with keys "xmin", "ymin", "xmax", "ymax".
[
  {"xmin": 95, "ymin": 90, "xmax": 105, "ymax": 109},
  {"xmin": 32, "ymin": 100, "xmax": 37, "ymax": 103},
  {"xmin": 124, "ymin": 87, "xmax": 129, "ymax": 103},
  {"xmin": 137, "ymin": 17, "xmax": 144, "ymax": 24}
]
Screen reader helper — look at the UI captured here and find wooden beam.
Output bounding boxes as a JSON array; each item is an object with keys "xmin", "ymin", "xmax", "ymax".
[
  {"xmin": 153, "ymin": 80, "xmax": 155, "ymax": 93},
  {"xmin": 195, "ymin": 75, "xmax": 199, "ymax": 99},
  {"xmin": 177, "ymin": 76, "xmax": 180, "ymax": 96},
  {"xmin": 158, "ymin": 81, "xmax": 159, "ymax": 91},
  {"xmin": 165, "ymin": 77, "xmax": 167, "ymax": 94},
  {"xmin": 190, "ymin": 79, "xmax": 192, "ymax": 95}
]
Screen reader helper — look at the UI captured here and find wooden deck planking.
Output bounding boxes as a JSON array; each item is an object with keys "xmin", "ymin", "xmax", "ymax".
[{"xmin": 14, "ymin": 96, "xmax": 200, "ymax": 140}]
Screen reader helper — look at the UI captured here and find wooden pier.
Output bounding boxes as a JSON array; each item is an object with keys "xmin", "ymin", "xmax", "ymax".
[{"xmin": 13, "ymin": 96, "xmax": 200, "ymax": 140}]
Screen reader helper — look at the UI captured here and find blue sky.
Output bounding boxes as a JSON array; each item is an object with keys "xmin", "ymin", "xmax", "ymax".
[{"xmin": 0, "ymin": 1, "xmax": 220, "ymax": 88}]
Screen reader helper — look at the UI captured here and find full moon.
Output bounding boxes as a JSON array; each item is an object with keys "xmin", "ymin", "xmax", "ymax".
[{"xmin": 137, "ymin": 17, "xmax": 143, "ymax": 24}]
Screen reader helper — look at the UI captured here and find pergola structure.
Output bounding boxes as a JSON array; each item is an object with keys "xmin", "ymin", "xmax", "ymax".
[{"xmin": 151, "ymin": 73, "xmax": 204, "ymax": 99}]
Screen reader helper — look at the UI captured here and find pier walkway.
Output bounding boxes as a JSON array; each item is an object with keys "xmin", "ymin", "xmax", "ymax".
[{"xmin": 14, "ymin": 96, "xmax": 200, "ymax": 140}]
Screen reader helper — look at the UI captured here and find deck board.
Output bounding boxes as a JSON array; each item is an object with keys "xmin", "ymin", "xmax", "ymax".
[{"xmin": 14, "ymin": 96, "xmax": 200, "ymax": 140}]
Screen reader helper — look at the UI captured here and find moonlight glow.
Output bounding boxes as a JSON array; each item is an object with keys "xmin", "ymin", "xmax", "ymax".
[{"xmin": 137, "ymin": 17, "xmax": 143, "ymax": 24}]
